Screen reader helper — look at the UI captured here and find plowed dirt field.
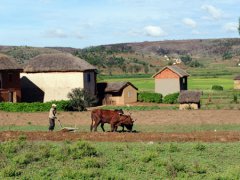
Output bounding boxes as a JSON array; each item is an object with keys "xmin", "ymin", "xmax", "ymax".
[{"xmin": 1, "ymin": 110, "xmax": 240, "ymax": 142}]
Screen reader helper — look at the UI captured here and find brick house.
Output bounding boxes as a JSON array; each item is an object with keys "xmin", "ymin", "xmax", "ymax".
[
  {"xmin": 152, "ymin": 66, "xmax": 189, "ymax": 96},
  {"xmin": 0, "ymin": 54, "xmax": 22, "ymax": 102}
]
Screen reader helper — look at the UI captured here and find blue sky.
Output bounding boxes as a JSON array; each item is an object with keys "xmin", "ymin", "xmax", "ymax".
[{"xmin": 0, "ymin": 0, "xmax": 239, "ymax": 48}]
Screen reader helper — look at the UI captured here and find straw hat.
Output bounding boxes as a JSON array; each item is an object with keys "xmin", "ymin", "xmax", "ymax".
[{"xmin": 52, "ymin": 104, "xmax": 57, "ymax": 107}]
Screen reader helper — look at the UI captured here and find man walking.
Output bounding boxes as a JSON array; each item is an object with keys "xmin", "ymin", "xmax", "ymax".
[{"xmin": 49, "ymin": 104, "xmax": 57, "ymax": 131}]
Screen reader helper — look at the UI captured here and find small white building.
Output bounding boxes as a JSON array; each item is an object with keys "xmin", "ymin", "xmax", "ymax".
[{"xmin": 21, "ymin": 53, "xmax": 97, "ymax": 102}]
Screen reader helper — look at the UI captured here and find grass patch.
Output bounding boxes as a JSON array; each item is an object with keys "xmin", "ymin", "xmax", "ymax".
[{"xmin": 1, "ymin": 140, "xmax": 240, "ymax": 179}]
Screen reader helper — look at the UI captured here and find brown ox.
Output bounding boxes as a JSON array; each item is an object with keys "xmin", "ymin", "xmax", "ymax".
[{"xmin": 90, "ymin": 109, "xmax": 134, "ymax": 132}]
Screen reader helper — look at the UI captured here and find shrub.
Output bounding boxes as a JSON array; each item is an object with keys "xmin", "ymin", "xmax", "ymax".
[
  {"xmin": 212, "ymin": 85, "xmax": 223, "ymax": 91},
  {"xmin": 138, "ymin": 92, "xmax": 162, "ymax": 103},
  {"xmin": 222, "ymin": 51, "xmax": 233, "ymax": 60},
  {"xmin": 67, "ymin": 88, "xmax": 98, "ymax": 111},
  {"xmin": 70, "ymin": 141, "xmax": 98, "ymax": 159},
  {"xmin": 180, "ymin": 55, "xmax": 192, "ymax": 65},
  {"xmin": 163, "ymin": 93, "xmax": 179, "ymax": 104},
  {"xmin": 194, "ymin": 143, "xmax": 206, "ymax": 151},
  {"xmin": 0, "ymin": 100, "xmax": 71, "ymax": 112},
  {"xmin": 2, "ymin": 165, "xmax": 22, "ymax": 177},
  {"xmin": 232, "ymin": 94, "xmax": 239, "ymax": 104},
  {"xmin": 81, "ymin": 157, "xmax": 103, "ymax": 168}
]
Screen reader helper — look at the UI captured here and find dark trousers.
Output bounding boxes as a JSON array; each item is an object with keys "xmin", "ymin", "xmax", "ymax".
[{"xmin": 49, "ymin": 118, "xmax": 55, "ymax": 131}]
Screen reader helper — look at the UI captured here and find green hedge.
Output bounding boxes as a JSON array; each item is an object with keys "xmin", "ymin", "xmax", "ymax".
[
  {"xmin": 163, "ymin": 93, "xmax": 179, "ymax": 104},
  {"xmin": 0, "ymin": 101, "xmax": 71, "ymax": 112},
  {"xmin": 138, "ymin": 92, "xmax": 163, "ymax": 103},
  {"xmin": 212, "ymin": 85, "xmax": 223, "ymax": 91}
]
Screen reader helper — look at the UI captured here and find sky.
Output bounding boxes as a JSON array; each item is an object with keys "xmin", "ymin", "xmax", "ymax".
[{"xmin": 0, "ymin": 0, "xmax": 239, "ymax": 48}]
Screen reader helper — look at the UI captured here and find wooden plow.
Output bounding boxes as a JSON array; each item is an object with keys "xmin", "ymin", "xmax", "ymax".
[{"xmin": 57, "ymin": 119, "xmax": 78, "ymax": 132}]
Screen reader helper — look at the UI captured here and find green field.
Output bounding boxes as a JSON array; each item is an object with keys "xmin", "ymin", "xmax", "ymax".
[
  {"xmin": 1, "ymin": 139, "xmax": 240, "ymax": 179},
  {"xmin": 99, "ymin": 75, "xmax": 235, "ymax": 92},
  {"xmin": 99, "ymin": 74, "xmax": 240, "ymax": 110}
]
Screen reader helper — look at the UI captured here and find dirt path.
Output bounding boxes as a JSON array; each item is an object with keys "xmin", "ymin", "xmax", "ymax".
[
  {"xmin": 1, "ymin": 131, "xmax": 240, "ymax": 142},
  {"xmin": 1, "ymin": 110, "xmax": 240, "ymax": 126}
]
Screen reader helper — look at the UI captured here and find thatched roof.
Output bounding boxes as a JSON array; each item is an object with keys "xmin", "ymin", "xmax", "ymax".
[
  {"xmin": 234, "ymin": 75, "xmax": 240, "ymax": 80},
  {"xmin": 152, "ymin": 65, "xmax": 189, "ymax": 78},
  {"xmin": 0, "ymin": 54, "xmax": 22, "ymax": 71},
  {"xmin": 179, "ymin": 90, "xmax": 202, "ymax": 103},
  {"xmin": 23, "ymin": 53, "xmax": 96, "ymax": 73},
  {"xmin": 97, "ymin": 82, "xmax": 138, "ymax": 93}
]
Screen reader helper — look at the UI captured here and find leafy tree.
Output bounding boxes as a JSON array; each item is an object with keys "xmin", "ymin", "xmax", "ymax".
[
  {"xmin": 67, "ymin": 88, "xmax": 97, "ymax": 111},
  {"xmin": 189, "ymin": 60, "xmax": 204, "ymax": 67},
  {"xmin": 222, "ymin": 51, "xmax": 232, "ymax": 60},
  {"xmin": 144, "ymin": 64, "xmax": 149, "ymax": 74},
  {"xmin": 180, "ymin": 55, "xmax": 192, "ymax": 65}
]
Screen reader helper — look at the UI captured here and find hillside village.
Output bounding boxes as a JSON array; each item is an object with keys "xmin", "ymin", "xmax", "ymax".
[
  {"xmin": 0, "ymin": 38, "xmax": 240, "ymax": 110},
  {"xmin": 0, "ymin": 39, "xmax": 240, "ymax": 107}
]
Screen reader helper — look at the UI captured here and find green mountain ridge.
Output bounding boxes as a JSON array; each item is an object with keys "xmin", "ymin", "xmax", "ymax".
[{"xmin": 1, "ymin": 38, "xmax": 240, "ymax": 75}]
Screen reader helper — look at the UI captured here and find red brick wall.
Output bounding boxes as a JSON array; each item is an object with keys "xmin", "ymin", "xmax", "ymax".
[{"xmin": 154, "ymin": 68, "xmax": 179, "ymax": 79}]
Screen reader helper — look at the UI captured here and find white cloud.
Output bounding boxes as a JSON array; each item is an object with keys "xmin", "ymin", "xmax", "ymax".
[
  {"xmin": 182, "ymin": 18, "xmax": 197, "ymax": 28},
  {"xmin": 144, "ymin": 25, "xmax": 167, "ymax": 37},
  {"xmin": 223, "ymin": 22, "xmax": 238, "ymax": 33},
  {"xmin": 201, "ymin": 5, "xmax": 223, "ymax": 20},
  {"xmin": 44, "ymin": 29, "xmax": 67, "ymax": 38}
]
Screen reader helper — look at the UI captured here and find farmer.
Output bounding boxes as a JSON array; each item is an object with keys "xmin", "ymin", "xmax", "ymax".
[{"xmin": 48, "ymin": 104, "xmax": 57, "ymax": 131}]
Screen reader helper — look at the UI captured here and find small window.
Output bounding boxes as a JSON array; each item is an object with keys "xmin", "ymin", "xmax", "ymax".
[
  {"xmin": 183, "ymin": 78, "xmax": 185, "ymax": 84},
  {"xmin": 87, "ymin": 73, "xmax": 91, "ymax": 82},
  {"xmin": 128, "ymin": 91, "xmax": 131, "ymax": 97},
  {"xmin": 0, "ymin": 80, "xmax": 2, "ymax": 88}
]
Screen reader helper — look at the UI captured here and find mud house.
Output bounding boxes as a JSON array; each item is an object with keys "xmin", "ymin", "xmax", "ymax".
[
  {"xmin": 178, "ymin": 90, "xmax": 202, "ymax": 110},
  {"xmin": 97, "ymin": 82, "xmax": 138, "ymax": 105},
  {"xmin": 21, "ymin": 53, "xmax": 97, "ymax": 102},
  {"xmin": 233, "ymin": 75, "xmax": 240, "ymax": 90},
  {"xmin": 152, "ymin": 66, "xmax": 189, "ymax": 96},
  {"xmin": 0, "ymin": 54, "xmax": 22, "ymax": 102}
]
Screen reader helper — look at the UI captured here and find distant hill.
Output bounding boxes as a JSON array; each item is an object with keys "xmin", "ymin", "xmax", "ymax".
[{"xmin": 1, "ymin": 38, "xmax": 240, "ymax": 75}]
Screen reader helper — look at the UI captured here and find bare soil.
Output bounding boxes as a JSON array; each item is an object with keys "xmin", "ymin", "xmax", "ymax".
[{"xmin": 1, "ymin": 110, "xmax": 240, "ymax": 142}]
